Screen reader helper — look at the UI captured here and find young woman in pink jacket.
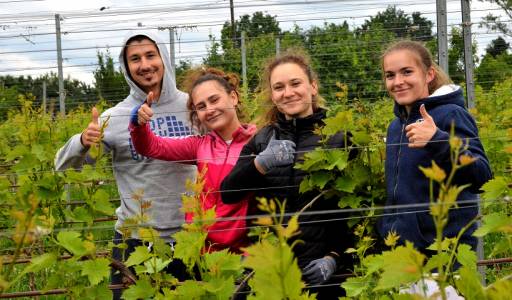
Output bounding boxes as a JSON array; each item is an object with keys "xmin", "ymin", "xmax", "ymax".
[{"xmin": 129, "ymin": 67, "xmax": 256, "ymax": 253}]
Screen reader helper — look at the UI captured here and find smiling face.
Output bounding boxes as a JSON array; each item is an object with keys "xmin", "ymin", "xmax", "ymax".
[
  {"xmin": 125, "ymin": 38, "xmax": 164, "ymax": 94},
  {"xmin": 383, "ymin": 49, "xmax": 434, "ymax": 110},
  {"xmin": 269, "ymin": 62, "xmax": 318, "ymax": 120},
  {"xmin": 191, "ymin": 80, "xmax": 240, "ymax": 140}
]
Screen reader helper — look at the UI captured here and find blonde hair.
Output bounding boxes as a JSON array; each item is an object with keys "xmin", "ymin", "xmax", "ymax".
[
  {"xmin": 381, "ymin": 40, "xmax": 452, "ymax": 94},
  {"xmin": 182, "ymin": 67, "xmax": 244, "ymax": 133},
  {"xmin": 256, "ymin": 48, "xmax": 325, "ymax": 125}
]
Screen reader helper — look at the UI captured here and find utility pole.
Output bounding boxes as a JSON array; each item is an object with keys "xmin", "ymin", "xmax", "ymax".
[
  {"xmin": 461, "ymin": 0, "xmax": 475, "ymax": 108},
  {"xmin": 241, "ymin": 31, "xmax": 247, "ymax": 91},
  {"xmin": 436, "ymin": 0, "xmax": 448, "ymax": 74},
  {"xmin": 158, "ymin": 26, "xmax": 176, "ymax": 82},
  {"xmin": 229, "ymin": 0, "xmax": 236, "ymax": 43},
  {"xmin": 42, "ymin": 81, "xmax": 47, "ymax": 114},
  {"xmin": 55, "ymin": 14, "xmax": 65, "ymax": 116}
]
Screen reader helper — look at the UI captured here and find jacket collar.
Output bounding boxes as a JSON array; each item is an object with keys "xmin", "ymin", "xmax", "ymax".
[
  {"xmin": 275, "ymin": 108, "xmax": 327, "ymax": 130},
  {"xmin": 209, "ymin": 124, "xmax": 257, "ymax": 143},
  {"xmin": 393, "ymin": 86, "xmax": 464, "ymax": 121}
]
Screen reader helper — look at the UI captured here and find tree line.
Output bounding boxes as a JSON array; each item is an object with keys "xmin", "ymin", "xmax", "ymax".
[{"xmin": 1, "ymin": 5, "xmax": 511, "ymax": 118}]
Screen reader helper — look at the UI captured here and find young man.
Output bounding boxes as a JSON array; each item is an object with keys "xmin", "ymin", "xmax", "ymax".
[{"xmin": 54, "ymin": 32, "xmax": 196, "ymax": 298}]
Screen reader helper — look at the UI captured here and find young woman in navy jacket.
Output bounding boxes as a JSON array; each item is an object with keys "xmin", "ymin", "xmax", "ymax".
[{"xmin": 377, "ymin": 40, "xmax": 492, "ymax": 253}]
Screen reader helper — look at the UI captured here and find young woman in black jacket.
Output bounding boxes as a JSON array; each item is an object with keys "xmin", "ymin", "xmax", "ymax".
[{"xmin": 221, "ymin": 50, "xmax": 353, "ymax": 299}]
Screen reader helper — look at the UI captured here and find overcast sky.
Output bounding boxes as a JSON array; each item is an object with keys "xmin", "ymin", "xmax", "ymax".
[{"xmin": 0, "ymin": 0, "xmax": 509, "ymax": 85}]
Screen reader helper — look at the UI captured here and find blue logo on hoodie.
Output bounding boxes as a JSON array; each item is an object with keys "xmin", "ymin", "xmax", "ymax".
[{"xmin": 129, "ymin": 115, "xmax": 192, "ymax": 160}]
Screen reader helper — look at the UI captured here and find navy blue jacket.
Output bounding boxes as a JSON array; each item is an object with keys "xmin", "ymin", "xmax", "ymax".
[{"xmin": 378, "ymin": 87, "xmax": 492, "ymax": 252}]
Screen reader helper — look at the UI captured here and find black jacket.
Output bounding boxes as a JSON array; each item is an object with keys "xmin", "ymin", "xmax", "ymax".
[{"xmin": 221, "ymin": 109, "xmax": 353, "ymax": 269}]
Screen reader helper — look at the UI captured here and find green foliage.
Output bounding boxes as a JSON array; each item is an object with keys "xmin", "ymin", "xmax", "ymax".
[
  {"xmin": 485, "ymin": 37, "xmax": 510, "ymax": 57},
  {"xmin": 477, "ymin": 0, "xmax": 512, "ymax": 36},
  {"xmin": 220, "ymin": 11, "xmax": 281, "ymax": 49},
  {"xmin": 359, "ymin": 6, "xmax": 433, "ymax": 41},
  {"xmin": 340, "ymin": 124, "xmax": 511, "ymax": 299},
  {"xmin": 94, "ymin": 50, "xmax": 129, "ymax": 103},
  {"xmin": 122, "ymin": 277, "xmax": 155, "ymax": 299},
  {"xmin": 81, "ymin": 258, "xmax": 111, "ymax": 285},
  {"xmin": 0, "ymin": 73, "xmax": 96, "ymax": 113},
  {"xmin": 0, "ymin": 6, "xmax": 511, "ymax": 299},
  {"xmin": 242, "ymin": 199, "xmax": 315, "ymax": 300},
  {"xmin": 475, "ymin": 52, "xmax": 512, "ymax": 90}
]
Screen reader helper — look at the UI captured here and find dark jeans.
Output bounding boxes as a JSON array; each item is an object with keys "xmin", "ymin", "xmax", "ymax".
[{"xmin": 111, "ymin": 231, "xmax": 189, "ymax": 300}]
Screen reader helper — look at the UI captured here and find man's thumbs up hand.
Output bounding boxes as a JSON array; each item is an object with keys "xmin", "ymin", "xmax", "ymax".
[
  {"xmin": 81, "ymin": 107, "xmax": 102, "ymax": 147},
  {"xmin": 137, "ymin": 92, "xmax": 155, "ymax": 126},
  {"xmin": 91, "ymin": 106, "xmax": 99, "ymax": 125},
  {"xmin": 405, "ymin": 104, "xmax": 437, "ymax": 148}
]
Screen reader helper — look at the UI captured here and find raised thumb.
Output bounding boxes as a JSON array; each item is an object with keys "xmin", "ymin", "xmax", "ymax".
[
  {"xmin": 268, "ymin": 132, "xmax": 276, "ymax": 143},
  {"xmin": 419, "ymin": 104, "xmax": 433, "ymax": 121},
  {"xmin": 91, "ymin": 107, "xmax": 99, "ymax": 125},
  {"xmin": 146, "ymin": 91, "xmax": 154, "ymax": 107}
]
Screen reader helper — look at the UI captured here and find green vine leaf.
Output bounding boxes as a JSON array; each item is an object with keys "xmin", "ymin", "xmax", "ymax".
[
  {"xmin": 295, "ymin": 149, "xmax": 327, "ymax": 171},
  {"xmin": 342, "ymin": 276, "xmax": 371, "ymax": 298},
  {"xmin": 169, "ymin": 280, "xmax": 207, "ymax": 299},
  {"xmin": 325, "ymin": 150, "xmax": 349, "ymax": 171},
  {"xmin": 173, "ymin": 230, "xmax": 207, "ymax": 269},
  {"xmin": 125, "ymin": 246, "xmax": 151, "ymax": 267},
  {"xmin": 243, "ymin": 240, "xmax": 312, "ymax": 300},
  {"xmin": 309, "ymin": 171, "xmax": 333, "ymax": 189},
  {"xmin": 481, "ymin": 177, "xmax": 508, "ymax": 208},
  {"xmin": 202, "ymin": 250, "xmax": 242, "ymax": 279},
  {"xmin": 82, "ymin": 283, "xmax": 112, "ymax": 300},
  {"xmin": 374, "ymin": 243, "xmax": 425, "ymax": 291},
  {"xmin": 93, "ymin": 189, "xmax": 115, "ymax": 215},
  {"xmin": 121, "ymin": 276, "xmax": 155, "ymax": 300},
  {"xmin": 20, "ymin": 252, "xmax": 57, "ymax": 276},
  {"xmin": 335, "ymin": 176, "xmax": 358, "ymax": 193},
  {"xmin": 81, "ymin": 258, "xmax": 110, "ymax": 285},
  {"xmin": 455, "ymin": 266, "xmax": 485, "ymax": 300},
  {"xmin": 351, "ymin": 131, "xmax": 371, "ymax": 146},
  {"xmin": 456, "ymin": 244, "xmax": 478, "ymax": 270},
  {"xmin": 57, "ymin": 231, "xmax": 88, "ymax": 257},
  {"xmin": 473, "ymin": 212, "xmax": 512, "ymax": 237},
  {"xmin": 144, "ymin": 258, "xmax": 171, "ymax": 274}
]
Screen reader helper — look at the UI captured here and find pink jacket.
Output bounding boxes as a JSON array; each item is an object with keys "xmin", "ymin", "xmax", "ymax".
[{"xmin": 129, "ymin": 122, "xmax": 256, "ymax": 252}]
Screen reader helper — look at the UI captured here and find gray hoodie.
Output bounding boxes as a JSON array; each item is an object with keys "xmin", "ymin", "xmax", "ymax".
[{"xmin": 54, "ymin": 31, "xmax": 196, "ymax": 241}]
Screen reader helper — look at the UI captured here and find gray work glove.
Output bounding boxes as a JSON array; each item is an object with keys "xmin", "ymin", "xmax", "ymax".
[
  {"xmin": 302, "ymin": 256, "xmax": 337, "ymax": 285},
  {"xmin": 254, "ymin": 134, "xmax": 296, "ymax": 173}
]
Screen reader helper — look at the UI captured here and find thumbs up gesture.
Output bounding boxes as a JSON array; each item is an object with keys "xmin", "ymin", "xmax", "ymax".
[
  {"xmin": 405, "ymin": 104, "xmax": 437, "ymax": 148},
  {"xmin": 254, "ymin": 133, "xmax": 296, "ymax": 174},
  {"xmin": 137, "ymin": 91, "xmax": 155, "ymax": 126},
  {"xmin": 80, "ymin": 107, "xmax": 101, "ymax": 147}
]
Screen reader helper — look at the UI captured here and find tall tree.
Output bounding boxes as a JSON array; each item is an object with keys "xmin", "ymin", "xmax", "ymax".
[
  {"xmin": 93, "ymin": 50, "xmax": 129, "ymax": 103},
  {"xmin": 307, "ymin": 21, "xmax": 394, "ymax": 102},
  {"xmin": 0, "ymin": 73, "xmax": 95, "ymax": 112},
  {"xmin": 220, "ymin": 11, "xmax": 281, "ymax": 49},
  {"xmin": 205, "ymin": 12, "xmax": 287, "ymax": 90},
  {"xmin": 0, "ymin": 84, "xmax": 19, "ymax": 120},
  {"xmin": 359, "ymin": 6, "xmax": 433, "ymax": 41},
  {"xmin": 485, "ymin": 36, "xmax": 510, "ymax": 57},
  {"xmin": 478, "ymin": 0, "xmax": 512, "ymax": 36},
  {"xmin": 476, "ymin": 37, "xmax": 512, "ymax": 90}
]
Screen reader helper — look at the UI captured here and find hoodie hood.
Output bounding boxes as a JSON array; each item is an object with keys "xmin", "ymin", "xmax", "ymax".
[
  {"xmin": 393, "ymin": 85, "xmax": 464, "ymax": 120},
  {"xmin": 119, "ymin": 30, "xmax": 187, "ymax": 105}
]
